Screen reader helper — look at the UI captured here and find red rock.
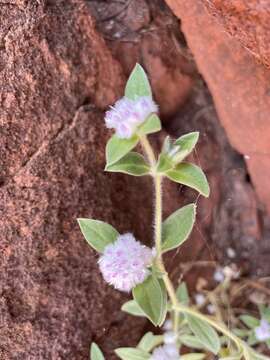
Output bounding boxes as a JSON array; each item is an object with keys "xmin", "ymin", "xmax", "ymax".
[
  {"xmin": 165, "ymin": 0, "xmax": 270, "ymax": 213},
  {"xmin": 203, "ymin": 0, "xmax": 270, "ymax": 68}
]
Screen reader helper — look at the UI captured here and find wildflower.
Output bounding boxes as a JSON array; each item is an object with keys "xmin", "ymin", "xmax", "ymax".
[
  {"xmin": 98, "ymin": 233, "xmax": 153, "ymax": 292},
  {"xmin": 164, "ymin": 331, "xmax": 178, "ymax": 345},
  {"xmin": 150, "ymin": 344, "xmax": 180, "ymax": 360},
  {"xmin": 255, "ymin": 319, "xmax": 270, "ymax": 342},
  {"xmin": 194, "ymin": 293, "xmax": 206, "ymax": 306},
  {"xmin": 226, "ymin": 247, "xmax": 236, "ymax": 259},
  {"xmin": 213, "ymin": 268, "xmax": 225, "ymax": 283},
  {"xmin": 163, "ymin": 319, "xmax": 173, "ymax": 331},
  {"xmin": 207, "ymin": 304, "xmax": 216, "ymax": 314},
  {"xmin": 105, "ymin": 96, "xmax": 158, "ymax": 139}
]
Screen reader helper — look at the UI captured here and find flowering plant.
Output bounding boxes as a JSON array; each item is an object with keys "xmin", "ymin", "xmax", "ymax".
[{"xmin": 78, "ymin": 64, "xmax": 269, "ymax": 360}]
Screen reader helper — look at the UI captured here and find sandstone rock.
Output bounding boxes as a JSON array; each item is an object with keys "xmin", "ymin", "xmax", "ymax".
[
  {"xmin": 165, "ymin": 0, "xmax": 270, "ymax": 214},
  {"xmin": 203, "ymin": 0, "xmax": 270, "ymax": 68}
]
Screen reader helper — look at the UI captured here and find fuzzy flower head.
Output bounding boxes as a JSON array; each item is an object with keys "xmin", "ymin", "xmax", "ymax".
[
  {"xmin": 255, "ymin": 319, "xmax": 270, "ymax": 342},
  {"xmin": 105, "ymin": 96, "xmax": 158, "ymax": 139},
  {"xmin": 98, "ymin": 233, "xmax": 153, "ymax": 292},
  {"xmin": 150, "ymin": 344, "xmax": 180, "ymax": 360}
]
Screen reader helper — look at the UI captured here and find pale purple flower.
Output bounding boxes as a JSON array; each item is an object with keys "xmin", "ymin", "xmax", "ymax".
[
  {"xmin": 163, "ymin": 319, "xmax": 173, "ymax": 331},
  {"xmin": 255, "ymin": 319, "xmax": 270, "ymax": 342},
  {"xmin": 213, "ymin": 268, "xmax": 225, "ymax": 283},
  {"xmin": 164, "ymin": 331, "xmax": 178, "ymax": 345},
  {"xmin": 150, "ymin": 344, "xmax": 180, "ymax": 360},
  {"xmin": 98, "ymin": 233, "xmax": 153, "ymax": 292},
  {"xmin": 105, "ymin": 96, "xmax": 158, "ymax": 139},
  {"xmin": 194, "ymin": 293, "xmax": 206, "ymax": 306}
]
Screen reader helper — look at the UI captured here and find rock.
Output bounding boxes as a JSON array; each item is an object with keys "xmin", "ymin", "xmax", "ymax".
[
  {"xmin": 203, "ymin": 0, "xmax": 270, "ymax": 68},
  {"xmin": 0, "ymin": 1, "xmax": 156, "ymax": 358},
  {"xmin": 165, "ymin": 0, "xmax": 270, "ymax": 214},
  {"xmin": 88, "ymin": 0, "xmax": 196, "ymax": 120}
]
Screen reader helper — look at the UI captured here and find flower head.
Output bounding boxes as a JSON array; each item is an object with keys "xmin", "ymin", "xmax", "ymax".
[
  {"xmin": 150, "ymin": 344, "xmax": 180, "ymax": 360},
  {"xmin": 105, "ymin": 96, "xmax": 158, "ymax": 139},
  {"xmin": 255, "ymin": 319, "xmax": 270, "ymax": 342},
  {"xmin": 98, "ymin": 233, "xmax": 153, "ymax": 292}
]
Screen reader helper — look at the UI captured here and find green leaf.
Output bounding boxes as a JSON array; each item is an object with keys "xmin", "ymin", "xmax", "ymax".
[
  {"xmin": 158, "ymin": 279, "xmax": 168, "ymax": 326},
  {"xmin": 156, "ymin": 153, "xmax": 174, "ymax": 173},
  {"xmin": 125, "ymin": 64, "xmax": 152, "ymax": 100},
  {"xmin": 90, "ymin": 343, "xmax": 105, "ymax": 360},
  {"xmin": 186, "ymin": 314, "xmax": 220, "ymax": 354},
  {"xmin": 179, "ymin": 335, "xmax": 205, "ymax": 350},
  {"xmin": 132, "ymin": 274, "xmax": 167, "ymax": 326},
  {"xmin": 139, "ymin": 114, "xmax": 161, "ymax": 135},
  {"xmin": 121, "ymin": 300, "xmax": 146, "ymax": 317},
  {"xmin": 247, "ymin": 331, "xmax": 259, "ymax": 346},
  {"xmin": 239, "ymin": 315, "xmax": 260, "ymax": 329},
  {"xmin": 176, "ymin": 282, "xmax": 190, "ymax": 306},
  {"xmin": 162, "ymin": 204, "xmax": 196, "ymax": 253},
  {"xmin": 259, "ymin": 305, "xmax": 270, "ymax": 322},
  {"xmin": 232, "ymin": 328, "xmax": 250, "ymax": 338},
  {"xmin": 181, "ymin": 353, "xmax": 206, "ymax": 360},
  {"xmin": 137, "ymin": 332, "xmax": 163, "ymax": 352},
  {"xmin": 115, "ymin": 347, "xmax": 150, "ymax": 360},
  {"xmin": 106, "ymin": 134, "xmax": 139, "ymax": 166},
  {"xmin": 77, "ymin": 218, "xmax": 118, "ymax": 253},
  {"xmin": 173, "ymin": 132, "xmax": 199, "ymax": 162},
  {"xmin": 166, "ymin": 163, "xmax": 210, "ymax": 197},
  {"xmin": 105, "ymin": 152, "xmax": 150, "ymax": 176}
]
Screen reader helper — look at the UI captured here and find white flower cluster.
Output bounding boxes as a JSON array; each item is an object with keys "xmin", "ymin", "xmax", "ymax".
[
  {"xmin": 99, "ymin": 233, "xmax": 153, "ymax": 292},
  {"xmin": 105, "ymin": 96, "xmax": 158, "ymax": 138}
]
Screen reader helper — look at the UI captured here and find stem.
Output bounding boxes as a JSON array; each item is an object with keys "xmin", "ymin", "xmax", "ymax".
[
  {"xmin": 139, "ymin": 134, "xmax": 179, "ymax": 332},
  {"xmin": 139, "ymin": 134, "xmax": 243, "ymax": 352},
  {"xmin": 173, "ymin": 304, "xmax": 242, "ymax": 351},
  {"xmin": 139, "ymin": 134, "xmax": 156, "ymax": 168}
]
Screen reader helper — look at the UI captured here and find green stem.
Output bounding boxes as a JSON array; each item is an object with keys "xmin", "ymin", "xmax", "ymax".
[
  {"xmin": 139, "ymin": 134, "xmax": 243, "ymax": 351},
  {"xmin": 139, "ymin": 134, "xmax": 179, "ymax": 332}
]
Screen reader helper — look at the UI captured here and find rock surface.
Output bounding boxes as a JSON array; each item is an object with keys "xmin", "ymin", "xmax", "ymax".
[
  {"xmin": 165, "ymin": 0, "xmax": 270, "ymax": 214},
  {"xmin": 203, "ymin": 0, "xmax": 270, "ymax": 68},
  {"xmin": 0, "ymin": 1, "xmax": 153, "ymax": 359}
]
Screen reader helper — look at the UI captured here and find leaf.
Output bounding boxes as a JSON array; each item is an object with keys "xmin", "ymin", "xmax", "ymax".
[
  {"xmin": 232, "ymin": 328, "xmax": 250, "ymax": 338},
  {"xmin": 137, "ymin": 332, "xmax": 163, "ymax": 352},
  {"xmin": 77, "ymin": 219, "xmax": 118, "ymax": 253},
  {"xmin": 90, "ymin": 343, "xmax": 105, "ymax": 360},
  {"xmin": 105, "ymin": 152, "xmax": 150, "ymax": 176},
  {"xmin": 247, "ymin": 331, "xmax": 259, "ymax": 346},
  {"xmin": 139, "ymin": 114, "xmax": 161, "ymax": 135},
  {"xmin": 156, "ymin": 153, "xmax": 174, "ymax": 173},
  {"xmin": 239, "ymin": 315, "xmax": 260, "ymax": 329},
  {"xmin": 181, "ymin": 353, "xmax": 206, "ymax": 360},
  {"xmin": 125, "ymin": 64, "xmax": 152, "ymax": 100},
  {"xmin": 186, "ymin": 314, "xmax": 221, "ymax": 354},
  {"xmin": 162, "ymin": 204, "xmax": 196, "ymax": 253},
  {"xmin": 259, "ymin": 305, "xmax": 270, "ymax": 322},
  {"xmin": 166, "ymin": 163, "xmax": 210, "ymax": 197},
  {"xmin": 176, "ymin": 282, "xmax": 190, "ymax": 306},
  {"xmin": 158, "ymin": 279, "xmax": 168, "ymax": 326},
  {"xmin": 106, "ymin": 134, "xmax": 139, "ymax": 166},
  {"xmin": 132, "ymin": 274, "xmax": 167, "ymax": 326},
  {"xmin": 173, "ymin": 132, "xmax": 199, "ymax": 162},
  {"xmin": 115, "ymin": 347, "xmax": 150, "ymax": 360},
  {"xmin": 121, "ymin": 300, "xmax": 146, "ymax": 317},
  {"xmin": 179, "ymin": 335, "xmax": 205, "ymax": 350}
]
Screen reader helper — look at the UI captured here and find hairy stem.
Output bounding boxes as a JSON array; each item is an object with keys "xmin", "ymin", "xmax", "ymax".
[{"xmin": 139, "ymin": 134, "xmax": 243, "ymax": 351}]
